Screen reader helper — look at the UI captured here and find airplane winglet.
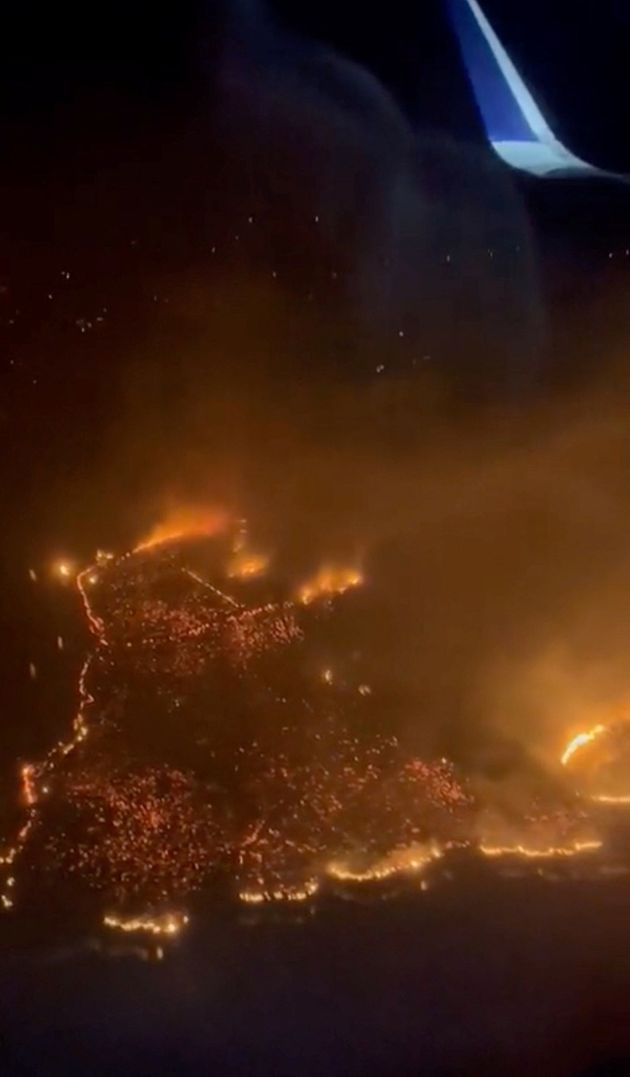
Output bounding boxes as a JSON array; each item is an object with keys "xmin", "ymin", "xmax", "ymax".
[{"xmin": 448, "ymin": 0, "xmax": 624, "ymax": 180}]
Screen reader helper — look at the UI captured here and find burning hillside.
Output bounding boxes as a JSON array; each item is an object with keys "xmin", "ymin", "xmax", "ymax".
[{"xmin": 0, "ymin": 521, "xmax": 611, "ymax": 938}]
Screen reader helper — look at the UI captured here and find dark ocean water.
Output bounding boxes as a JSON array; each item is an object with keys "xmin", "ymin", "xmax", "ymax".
[{"xmin": 1, "ymin": 870, "xmax": 630, "ymax": 1076}]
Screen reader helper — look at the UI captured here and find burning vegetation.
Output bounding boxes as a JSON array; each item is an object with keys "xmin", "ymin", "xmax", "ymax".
[{"xmin": 2, "ymin": 517, "xmax": 626, "ymax": 941}]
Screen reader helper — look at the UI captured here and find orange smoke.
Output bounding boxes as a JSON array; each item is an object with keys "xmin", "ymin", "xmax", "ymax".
[
  {"xmin": 296, "ymin": 564, "xmax": 363, "ymax": 605},
  {"xmin": 134, "ymin": 506, "xmax": 229, "ymax": 552}
]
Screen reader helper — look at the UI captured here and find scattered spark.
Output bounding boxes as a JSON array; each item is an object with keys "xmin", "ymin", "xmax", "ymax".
[
  {"xmin": 28, "ymin": 568, "xmax": 37, "ymax": 583},
  {"xmin": 29, "ymin": 662, "xmax": 37, "ymax": 680}
]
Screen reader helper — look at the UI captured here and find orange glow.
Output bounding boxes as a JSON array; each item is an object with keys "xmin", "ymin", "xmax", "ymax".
[
  {"xmin": 561, "ymin": 725, "xmax": 607, "ymax": 767},
  {"xmin": 53, "ymin": 559, "xmax": 74, "ymax": 580},
  {"xmin": 134, "ymin": 506, "xmax": 229, "ymax": 552},
  {"xmin": 296, "ymin": 564, "xmax": 363, "ymax": 605},
  {"xmin": 591, "ymin": 794, "xmax": 630, "ymax": 805},
  {"xmin": 227, "ymin": 550, "xmax": 269, "ymax": 580}
]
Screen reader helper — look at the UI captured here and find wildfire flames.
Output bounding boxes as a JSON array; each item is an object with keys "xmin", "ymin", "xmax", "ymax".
[
  {"xmin": 561, "ymin": 725, "xmax": 608, "ymax": 767},
  {"xmin": 296, "ymin": 564, "xmax": 363, "ymax": 605},
  {"xmin": 560, "ymin": 721, "xmax": 630, "ymax": 806},
  {"xmin": 103, "ymin": 911, "xmax": 188, "ymax": 936},
  {"xmin": 479, "ymin": 840, "xmax": 602, "ymax": 859},
  {"xmin": 1, "ymin": 521, "xmax": 621, "ymax": 941}
]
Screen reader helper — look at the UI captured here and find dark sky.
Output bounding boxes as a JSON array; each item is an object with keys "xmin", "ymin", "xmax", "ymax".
[
  {"xmin": 2, "ymin": 1, "xmax": 629, "ymax": 164},
  {"xmin": 0, "ymin": 0, "xmax": 628, "ymax": 562}
]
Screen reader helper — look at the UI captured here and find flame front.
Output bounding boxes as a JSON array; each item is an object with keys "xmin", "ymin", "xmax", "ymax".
[
  {"xmin": 296, "ymin": 564, "xmax": 363, "ymax": 605},
  {"xmin": 561, "ymin": 725, "xmax": 608, "ymax": 767},
  {"xmin": 479, "ymin": 839, "xmax": 602, "ymax": 859},
  {"xmin": 103, "ymin": 911, "xmax": 189, "ymax": 936},
  {"xmin": 327, "ymin": 842, "xmax": 442, "ymax": 883}
]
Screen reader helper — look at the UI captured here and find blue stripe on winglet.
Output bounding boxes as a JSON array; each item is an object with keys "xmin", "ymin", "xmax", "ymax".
[{"xmin": 447, "ymin": 0, "xmax": 537, "ymax": 143}]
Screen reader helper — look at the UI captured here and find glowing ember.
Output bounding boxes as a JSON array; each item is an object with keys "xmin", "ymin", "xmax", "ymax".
[{"xmin": 46, "ymin": 765, "xmax": 218, "ymax": 903}]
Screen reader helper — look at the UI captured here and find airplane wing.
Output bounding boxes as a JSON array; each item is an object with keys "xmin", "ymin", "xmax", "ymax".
[{"xmin": 447, "ymin": 0, "xmax": 623, "ymax": 179}]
